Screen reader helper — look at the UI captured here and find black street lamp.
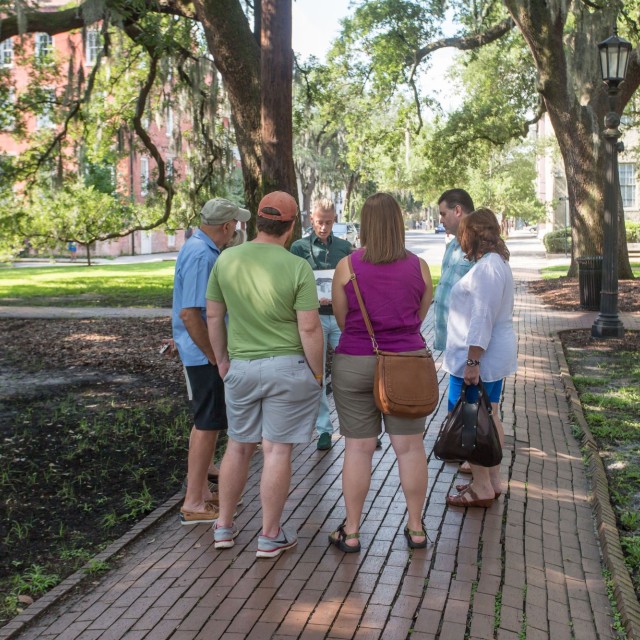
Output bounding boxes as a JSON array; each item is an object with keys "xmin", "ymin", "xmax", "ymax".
[{"xmin": 591, "ymin": 27, "xmax": 632, "ymax": 339}]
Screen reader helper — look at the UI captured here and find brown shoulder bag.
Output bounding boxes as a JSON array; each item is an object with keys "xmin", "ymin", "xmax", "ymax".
[{"xmin": 347, "ymin": 255, "xmax": 439, "ymax": 419}]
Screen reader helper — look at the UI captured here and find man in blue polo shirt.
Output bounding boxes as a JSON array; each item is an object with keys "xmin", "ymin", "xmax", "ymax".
[
  {"xmin": 172, "ymin": 198, "xmax": 250, "ymax": 525},
  {"xmin": 290, "ymin": 199, "xmax": 352, "ymax": 450}
]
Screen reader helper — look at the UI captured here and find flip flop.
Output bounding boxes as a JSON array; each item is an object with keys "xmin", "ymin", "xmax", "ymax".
[
  {"xmin": 328, "ymin": 522, "xmax": 361, "ymax": 553},
  {"xmin": 403, "ymin": 524, "xmax": 430, "ymax": 549},
  {"xmin": 455, "ymin": 483, "xmax": 501, "ymax": 499},
  {"xmin": 446, "ymin": 485, "xmax": 494, "ymax": 509}
]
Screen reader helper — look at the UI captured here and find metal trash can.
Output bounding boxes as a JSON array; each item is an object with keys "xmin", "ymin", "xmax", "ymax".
[{"xmin": 577, "ymin": 256, "xmax": 603, "ymax": 310}]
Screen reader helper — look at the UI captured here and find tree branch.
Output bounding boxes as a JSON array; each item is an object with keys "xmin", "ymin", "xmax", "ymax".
[
  {"xmin": 408, "ymin": 17, "xmax": 515, "ymax": 68},
  {"xmin": 0, "ymin": 0, "xmax": 195, "ymax": 41}
]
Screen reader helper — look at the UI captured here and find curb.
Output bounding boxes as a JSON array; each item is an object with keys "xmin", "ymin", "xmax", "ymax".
[
  {"xmin": 0, "ymin": 492, "xmax": 184, "ymax": 640},
  {"xmin": 555, "ymin": 332, "xmax": 640, "ymax": 639}
]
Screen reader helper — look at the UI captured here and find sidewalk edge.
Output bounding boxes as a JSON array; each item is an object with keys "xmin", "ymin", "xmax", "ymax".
[
  {"xmin": 555, "ymin": 333, "xmax": 640, "ymax": 639},
  {"xmin": 0, "ymin": 493, "xmax": 184, "ymax": 640}
]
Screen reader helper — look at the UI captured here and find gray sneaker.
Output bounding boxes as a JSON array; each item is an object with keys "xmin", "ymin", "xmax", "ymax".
[
  {"xmin": 213, "ymin": 522, "xmax": 239, "ymax": 549},
  {"xmin": 256, "ymin": 526, "xmax": 298, "ymax": 558}
]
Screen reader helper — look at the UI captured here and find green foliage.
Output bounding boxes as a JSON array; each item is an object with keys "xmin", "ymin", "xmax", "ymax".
[
  {"xmin": 11, "ymin": 565, "xmax": 60, "ymax": 597},
  {"xmin": 543, "ymin": 228, "xmax": 572, "ymax": 253},
  {"xmin": 627, "ymin": 222, "xmax": 640, "ymax": 243},
  {"xmin": 13, "ymin": 182, "xmax": 137, "ymax": 261}
]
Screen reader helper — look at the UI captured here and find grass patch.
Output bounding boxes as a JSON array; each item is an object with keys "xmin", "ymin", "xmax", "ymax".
[
  {"xmin": 0, "ymin": 262, "xmax": 176, "ymax": 307},
  {"xmin": 541, "ymin": 263, "xmax": 640, "ymax": 279},
  {"xmin": 0, "ymin": 259, "xmax": 440, "ymax": 309},
  {"xmin": 563, "ymin": 331, "xmax": 640, "ymax": 599}
]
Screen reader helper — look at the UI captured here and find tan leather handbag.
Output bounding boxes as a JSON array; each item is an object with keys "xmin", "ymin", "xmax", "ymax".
[{"xmin": 347, "ymin": 256, "xmax": 438, "ymax": 419}]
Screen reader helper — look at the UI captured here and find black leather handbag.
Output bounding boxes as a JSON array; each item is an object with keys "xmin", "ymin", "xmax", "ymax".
[{"xmin": 433, "ymin": 381, "xmax": 502, "ymax": 467}]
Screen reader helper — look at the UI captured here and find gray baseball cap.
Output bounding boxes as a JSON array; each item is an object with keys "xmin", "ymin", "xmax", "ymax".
[{"xmin": 201, "ymin": 198, "xmax": 251, "ymax": 225}]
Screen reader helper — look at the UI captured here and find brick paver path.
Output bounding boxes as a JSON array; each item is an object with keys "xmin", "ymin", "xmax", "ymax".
[{"xmin": 5, "ymin": 262, "xmax": 639, "ymax": 640}]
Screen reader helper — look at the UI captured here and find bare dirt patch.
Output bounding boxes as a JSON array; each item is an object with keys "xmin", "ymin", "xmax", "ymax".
[
  {"xmin": 528, "ymin": 277, "xmax": 639, "ymax": 311},
  {"xmin": 0, "ymin": 317, "xmax": 189, "ymax": 627}
]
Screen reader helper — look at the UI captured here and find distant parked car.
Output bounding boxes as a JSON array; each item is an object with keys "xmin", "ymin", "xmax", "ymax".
[
  {"xmin": 333, "ymin": 222, "xmax": 359, "ymax": 247},
  {"xmin": 435, "ymin": 223, "xmax": 446, "ymax": 234}
]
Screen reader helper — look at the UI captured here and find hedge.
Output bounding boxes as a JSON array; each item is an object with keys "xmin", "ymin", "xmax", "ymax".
[
  {"xmin": 543, "ymin": 228, "xmax": 571, "ymax": 253},
  {"xmin": 543, "ymin": 223, "xmax": 640, "ymax": 253}
]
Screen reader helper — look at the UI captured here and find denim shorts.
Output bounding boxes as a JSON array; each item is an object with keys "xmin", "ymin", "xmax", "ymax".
[{"xmin": 448, "ymin": 375, "xmax": 503, "ymax": 412}]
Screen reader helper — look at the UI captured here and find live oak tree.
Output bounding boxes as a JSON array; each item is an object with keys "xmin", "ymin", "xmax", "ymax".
[
  {"xmin": 335, "ymin": 0, "xmax": 639, "ymax": 277},
  {"xmin": 1, "ymin": 0, "xmax": 296, "ymax": 241}
]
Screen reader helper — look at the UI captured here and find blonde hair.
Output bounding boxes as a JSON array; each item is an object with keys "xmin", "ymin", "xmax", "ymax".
[
  {"xmin": 458, "ymin": 208, "xmax": 510, "ymax": 261},
  {"xmin": 312, "ymin": 198, "xmax": 335, "ymax": 216},
  {"xmin": 360, "ymin": 192, "xmax": 406, "ymax": 264}
]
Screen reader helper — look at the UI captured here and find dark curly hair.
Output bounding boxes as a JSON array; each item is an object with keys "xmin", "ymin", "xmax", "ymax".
[{"xmin": 458, "ymin": 208, "xmax": 510, "ymax": 262}]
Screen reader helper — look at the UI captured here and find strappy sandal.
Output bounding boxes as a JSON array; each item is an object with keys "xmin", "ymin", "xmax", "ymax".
[
  {"xmin": 446, "ymin": 485, "xmax": 494, "ymax": 509},
  {"xmin": 455, "ymin": 482, "xmax": 501, "ymax": 499},
  {"xmin": 328, "ymin": 522, "xmax": 361, "ymax": 553},
  {"xmin": 403, "ymin": 524, "xmax": 430, "ymax": 549}
]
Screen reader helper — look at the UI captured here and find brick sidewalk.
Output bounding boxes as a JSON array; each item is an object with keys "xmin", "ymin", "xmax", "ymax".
[{"xmin": 4, "ymin": 269, "xmax": 639, "ymax": 640}]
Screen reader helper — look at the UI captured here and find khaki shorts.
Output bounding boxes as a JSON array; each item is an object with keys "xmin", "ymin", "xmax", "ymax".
[
  {"xmin": 332, "ymin": 353, "xmax": 428, "ymax": 438},
  {"xmin": 223, "ymin": 355, "xmax": 321, "ymax": 444}
]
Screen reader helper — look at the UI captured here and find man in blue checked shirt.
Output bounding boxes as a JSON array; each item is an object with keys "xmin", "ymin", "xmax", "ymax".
[{"xmin": 433, "ymin": 189, "xmax": 476, "ymax": 352}]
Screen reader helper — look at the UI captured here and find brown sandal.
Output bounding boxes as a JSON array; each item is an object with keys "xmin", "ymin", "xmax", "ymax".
[
  {"xmin": 455, "ymin": 483, "xmax": 501, "ymax": 499},
  {"xmin": 446, "ymin": 485, "xmax": 494, "ymax": 509}
]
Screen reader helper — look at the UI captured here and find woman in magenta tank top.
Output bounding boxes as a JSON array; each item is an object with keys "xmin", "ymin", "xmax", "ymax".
[{"xmin": 328, "ymin": 193, "xmax": 433, "ymax": 553}]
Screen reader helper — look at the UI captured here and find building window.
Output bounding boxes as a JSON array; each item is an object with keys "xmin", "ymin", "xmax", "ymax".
[
  {"xmin": 140, "ymin": 156, "xmax": 149, "ymax": 196},
  {"xmin": 85, "ymin": 30, "xmax": 101, "ymax": 66},
  {"xmin": 35, "ymin": 33, "xmax": 53, "ymax": 60},
  {"xmin": 36, "ymin": 89, "xmax": 56, "ymax": 129},
  {"xmin": 619, "ymin": 163, "xmax": 636, "ymax": 209},
  {"xmin": 0, "ymin": 38, "xmax": 13, "ymax": 67}
]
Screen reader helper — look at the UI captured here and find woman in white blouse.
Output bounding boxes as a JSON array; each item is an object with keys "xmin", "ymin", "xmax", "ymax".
[{"xmin": 442, "ymin": 208, "xmax": 517, "ymax": 508}]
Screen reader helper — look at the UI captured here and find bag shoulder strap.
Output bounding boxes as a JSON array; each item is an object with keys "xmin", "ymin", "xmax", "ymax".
[{"xmin": 347, "ymin": 255, "xmax": 379, "ymax": 353}]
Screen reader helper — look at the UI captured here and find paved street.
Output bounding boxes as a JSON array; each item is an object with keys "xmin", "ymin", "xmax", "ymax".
[{"xmin": 1, "ymin": 234, "xmax": 639, "ymax": 639}]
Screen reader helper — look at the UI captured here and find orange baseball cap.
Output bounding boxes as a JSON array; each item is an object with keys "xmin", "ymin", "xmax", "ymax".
[{"xmin": 257, "ymin": 191, "xmax": 298, "ymax": 222}]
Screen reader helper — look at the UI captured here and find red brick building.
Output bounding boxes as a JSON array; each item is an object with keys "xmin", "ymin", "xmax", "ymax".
[{"xmin": 0, "ymin": 2, "xmax": 200, "ymax": 257}]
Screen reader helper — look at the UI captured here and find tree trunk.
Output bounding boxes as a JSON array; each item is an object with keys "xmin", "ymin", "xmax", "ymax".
[
  {"xmin": 260, "ymin": 0, "xmax": 298, "ymax": 232},
  {"xmin": 299, "ymin": 164, "xmax": 316, "ymax": 215},
  {"xmin": 505, "ymin": 0, "xmax": 634, "ymax": 279},
  {"xmin": 193, "ymin": 0, "xmax": 262, "ymax": 237}
]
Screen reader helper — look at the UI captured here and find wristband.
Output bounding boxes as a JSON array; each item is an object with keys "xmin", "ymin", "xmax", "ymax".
[
  {"xmin": 313, "ymin": 373, "xmax": 323, "ymax": 380},
  {"xmin": 466, "ymin": 359, "xmax": 480, "ymax": 367}
]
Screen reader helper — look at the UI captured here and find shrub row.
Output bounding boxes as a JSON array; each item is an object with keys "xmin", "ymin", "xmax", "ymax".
[{"xmin": 543, "ymin": 223, "xmax": 640, "ymax": 253}]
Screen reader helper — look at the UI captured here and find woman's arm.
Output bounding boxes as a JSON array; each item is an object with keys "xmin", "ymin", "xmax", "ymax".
[
  {"xmin": 331, "ymin": 257, "xmax": 351, "ymax": 331},
  {"xmin": 418, "ymin": 257, "xmax": 433, "ymax": 321}
]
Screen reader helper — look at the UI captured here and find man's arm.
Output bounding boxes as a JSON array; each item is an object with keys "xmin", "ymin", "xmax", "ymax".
[
  {"xmin": 180, "ymin": 308, "xmax": 216, "ymax": 364},
  {"xmin": 296, "ymin": 309, "xmax": 324, "ymax": 384},
  {"xmin": 205, "ymin": 300, "xmax": 230, "ymax": 378}
]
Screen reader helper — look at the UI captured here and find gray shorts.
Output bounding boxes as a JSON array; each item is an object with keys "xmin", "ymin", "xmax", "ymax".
[
  {"xmin": 223, "ymin": 355, "xmax": 322, "ymax": 444},
  {"xmin": 332, "ymin": 353, "xmax": 428, "ymax": 438}
]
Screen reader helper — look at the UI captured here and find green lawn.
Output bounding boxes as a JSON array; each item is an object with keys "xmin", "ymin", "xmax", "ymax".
[
  {"xmin": 542, "ymin": 263, "xmax": 640, "ymax": 278},
  {"xmin": 0, "ymin": 262, "xmax": 176, "ymax": 307},
  {"xmin": 0, "ymin": 259, "xmax": 441, "ymax": 308}
]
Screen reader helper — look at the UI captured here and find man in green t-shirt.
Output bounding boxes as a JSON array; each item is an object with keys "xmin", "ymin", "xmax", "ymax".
[
  {"xmin": 290, "ymin": 199, "xmax": 352, "ymax": 450},
  {"xmin": 206, "ymin": 191, "xmax": 324, "ymax": 559}
]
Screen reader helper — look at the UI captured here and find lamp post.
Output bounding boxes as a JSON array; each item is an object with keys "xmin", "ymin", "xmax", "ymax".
[{"xmin": 591, "ymin": 27, "xmax": 631, "ymax": 339}]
